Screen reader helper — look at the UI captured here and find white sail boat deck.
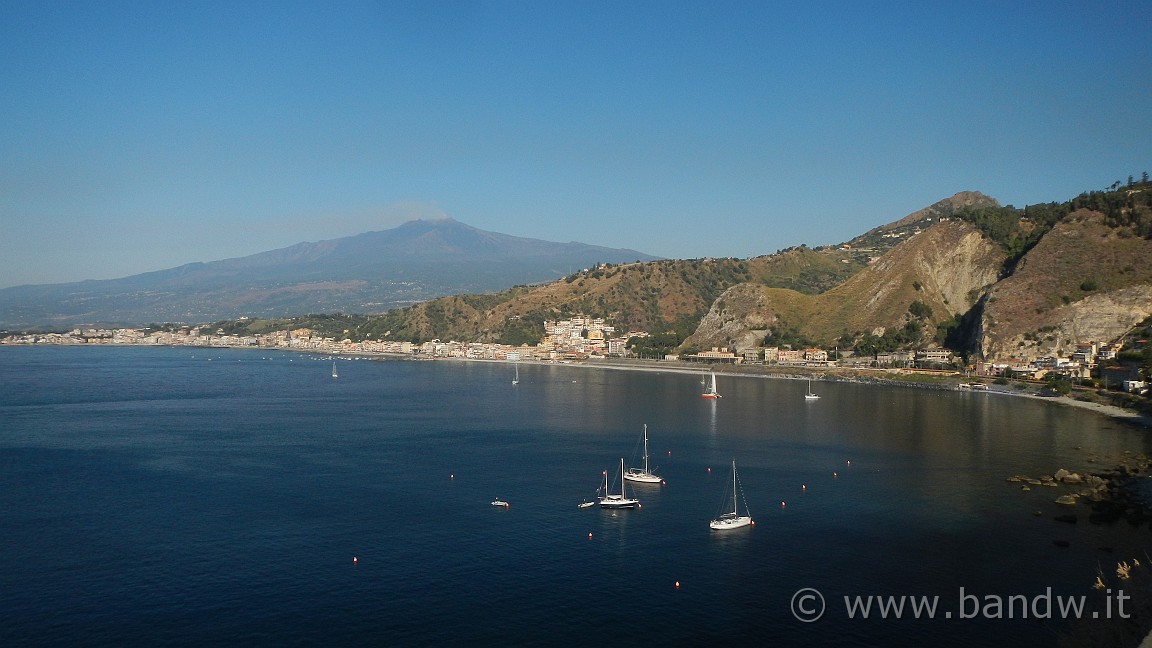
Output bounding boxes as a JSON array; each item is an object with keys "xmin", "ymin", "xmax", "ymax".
[
  {"xmin": 710, "ymin": 460, "xmax": 753, "ymax": 530},
  {"xmin": 624, "ymin": 424, "xmax": 663, "ymax": 484}
]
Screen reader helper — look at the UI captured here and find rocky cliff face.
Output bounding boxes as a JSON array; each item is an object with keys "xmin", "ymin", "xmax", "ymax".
[
  {"xmin": 685, "ymin": 218, "xmax": 1005, "ymax": 352},
  {"xmin": 979, "ymin": 210, "xmax": 1152, "ymax": 363}
]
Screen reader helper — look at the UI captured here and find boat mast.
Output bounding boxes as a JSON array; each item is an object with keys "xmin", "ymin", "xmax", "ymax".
[
  {"xmin": 732, "ymin": 460, "xmax": 739, "ymax": 516},
  {"xmin": 642, "ymin": 424, "xmax": 649, "ymax": 474}
]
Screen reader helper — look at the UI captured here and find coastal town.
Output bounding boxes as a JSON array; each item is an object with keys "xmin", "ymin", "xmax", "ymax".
[{"xmin": 3, "ymin": 313, "xmax": 1147, "ymax": 394}]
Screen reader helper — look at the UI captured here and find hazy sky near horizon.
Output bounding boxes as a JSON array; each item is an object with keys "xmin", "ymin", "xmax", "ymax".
[{"xmin": 2, "ymin": 1, "xmax": 1149, "ymax": 288}]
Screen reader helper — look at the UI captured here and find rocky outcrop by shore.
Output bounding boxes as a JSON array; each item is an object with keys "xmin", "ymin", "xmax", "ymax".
[{"xmin": 1009, "ymin": 452, "xmax": 1152, "ymax": 526}]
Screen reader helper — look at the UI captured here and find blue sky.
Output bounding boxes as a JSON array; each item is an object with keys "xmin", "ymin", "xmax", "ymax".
[{"xmin": 2, "ymin": 1, "xmax": 1149, "ymax": 288}]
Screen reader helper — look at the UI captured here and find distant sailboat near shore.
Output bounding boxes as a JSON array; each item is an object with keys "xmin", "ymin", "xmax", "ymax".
[
  {"xmin": 804, "ymin": 380, "xmax": 819, "ymax": 400},
  {"xmin": 331, "ymin": 361, "xmax": 338, "ymax": 379},
  {"xmin": 701, "ymin": 372, "xmax": 721, "ymax": 399},
  {"xmin": 512, "ymin": 363, "xmax": 519, "ymax": 385}
]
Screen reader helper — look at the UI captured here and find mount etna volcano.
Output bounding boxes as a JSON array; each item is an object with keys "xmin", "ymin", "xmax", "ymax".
[{"xmin": 0, "ymin": 219, "xmax": 659, "ymax": 328}]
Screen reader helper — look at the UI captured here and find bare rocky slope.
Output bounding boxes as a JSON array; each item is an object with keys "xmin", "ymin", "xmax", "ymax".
[
  {"xmin": 683, "ymin": 218, "xmax": 1006, "ymax": 353},
  {"xmin": 979, "ymin": 209, "xmax": 1152, "ymax": 363}
]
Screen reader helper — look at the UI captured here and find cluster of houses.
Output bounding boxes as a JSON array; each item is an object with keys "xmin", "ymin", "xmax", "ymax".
[
  {"xmin": 0, "ymin": 315, "xmax": 651, "ymax": 364},
  {"xmin": 684, "ymin": 346, "xmax": 953, "ymax": 368},
  {"xmin": 985, "ymin": 341, "xmax": 1148, "ymax": 394}
]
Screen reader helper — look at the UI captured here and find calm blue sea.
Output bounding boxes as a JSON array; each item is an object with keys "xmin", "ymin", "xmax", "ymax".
[{"xmin": 1, "ymin": 345, "xmax": 1149, "ymax": 646}]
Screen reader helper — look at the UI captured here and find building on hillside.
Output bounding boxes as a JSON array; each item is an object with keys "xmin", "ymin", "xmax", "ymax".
[
  {"xmin": 607, "ymin": 338, "xmax": 628, "ymax": 357},
  {"xmin": 763, "ymin": 347, "xmax": 780, "ymax": 364}
]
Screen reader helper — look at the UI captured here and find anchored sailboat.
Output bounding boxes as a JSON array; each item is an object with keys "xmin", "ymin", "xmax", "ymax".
[
  {"xmin": 710, "ymin": 460, "xmax": 753, "ymax": 530},
  {"xmin": 624, "ymin": 424, "xmax": 663, "ymax": 484},
  {"xmin": 804, "ymin": 380, "xmax": 819, "ymax": 400},
  {"xmin": 512, "ymin": 363, "xmax": 519, "ymax": 385},
  {"xmin": 701, "ymin": 372, "xmax": 721, "ymax": 399},
  {"xmin": 331, "ymin": 361, "xmax": 338, "ymax": 379},
  {"xmin": 599, "ymin": 458, "xmax": 640, "ymax": 509}
]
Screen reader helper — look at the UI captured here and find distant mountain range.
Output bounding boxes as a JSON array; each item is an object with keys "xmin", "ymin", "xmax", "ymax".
[{"xmin": 0, "ymin": 219, "xmax": 659, "ymax": 328}]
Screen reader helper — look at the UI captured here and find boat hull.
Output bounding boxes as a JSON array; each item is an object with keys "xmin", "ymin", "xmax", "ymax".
[
  {"xmin": 599, "ymin": 497, "xmax": 639, "ymax": 509},
  {"xmin": 709, "ymin": 515, "xmax": 752, "ymax": 530},
  {"xmin": 623, "ymin": 471, "xmax": 662, "ymax": 484}
]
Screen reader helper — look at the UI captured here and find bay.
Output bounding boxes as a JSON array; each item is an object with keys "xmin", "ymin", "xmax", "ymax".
[{"xmin": 1, "ymin": 345, "xmax": 1149, "ymax": 646}]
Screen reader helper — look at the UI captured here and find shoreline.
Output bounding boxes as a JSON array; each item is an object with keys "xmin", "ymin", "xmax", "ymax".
[
  {"xmin": 514, "ymin": 356, "xmax": 1152, "ymax": 428},
  {"xmin": 8, "ymin": 341, "xmax": 1150, "ymax": 428}
]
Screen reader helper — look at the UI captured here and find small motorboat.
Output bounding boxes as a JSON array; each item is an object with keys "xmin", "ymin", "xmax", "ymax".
[{"xmin": 491, "ymin": 499, "xmax": 510, "ymax": 508}]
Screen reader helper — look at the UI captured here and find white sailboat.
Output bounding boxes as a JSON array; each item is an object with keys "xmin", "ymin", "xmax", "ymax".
[
  {"xmin": 804, "ymin": 380, "xmax": 819, "ymax": 400},
  {"xmin": 512, "ymin": 363, "xmax": 519, "ymax": 385},
  {"xmin": 710, "ymin": 460, "xmax": 753, "ymax": 530},
  {"xmin": 624, "ymin": 424, "xmax": 663, "ymax": 484},
  {"xmin": 599, "ymin": 458, "xmax": 640, "ymax": 509},
  {"xmin": 701, "ymin": 372, "xmax": 721, "ymax": 399},
  {"xmin": 331, "ymin": 361, "xmax": 338, "ymax": 379}
]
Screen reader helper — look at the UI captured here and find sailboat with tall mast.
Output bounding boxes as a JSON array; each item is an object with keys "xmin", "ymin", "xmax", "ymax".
[
  {"xmin": 710, "ymin": 460, "xmax": 753, "ymax": 530},
  {"xmin": 331, "ymin": 361, "xmax": 338, "ymax": 379},
  {"xmin": 701, "ymin": 372, "xmax": 721, "ymax": 399},
  {"xmin": 804, "ymin": 380, "xmax": 820, "ymax": 400},
  {"xmin": 512, "ymin": 363, "xmax": 519, "ymax": 385},
  {"xmin": 599, "ymin": 458, "xmax": 640, "ymax": 509},
  {"xmin": 624, "ymin": 424, "xmax": 663, "ymax": 484}
]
